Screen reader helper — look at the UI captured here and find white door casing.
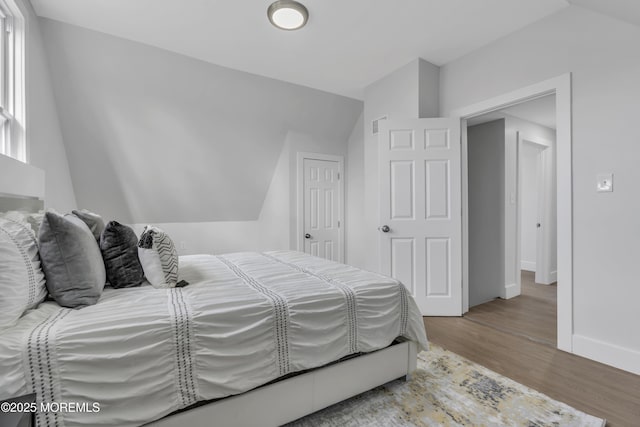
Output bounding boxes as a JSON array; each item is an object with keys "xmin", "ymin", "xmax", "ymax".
[
  {"xmin": 297, "ymin": 154, "xmax": 344, "ymax": 262},
  {"xmin": 379, "ymin": 118, "xmax": 462, "ymax": 316},
  {"xmin": 453, "ymin": 73, "xmax": 572, "ymax": 353}
]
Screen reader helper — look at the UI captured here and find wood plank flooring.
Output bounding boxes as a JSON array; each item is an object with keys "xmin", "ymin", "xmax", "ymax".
[
  {"xmin": 424, "ymin": 272, "xmax": 640, "ymax": 427},
  {"xmin": 464, "ymin": 271, "xmax": 557, "ymax": 346}
]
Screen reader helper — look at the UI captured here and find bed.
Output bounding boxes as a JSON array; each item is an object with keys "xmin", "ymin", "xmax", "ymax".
[{"xmin": 0, "ymin": 193, "xmax": 427, "ymax": 427}]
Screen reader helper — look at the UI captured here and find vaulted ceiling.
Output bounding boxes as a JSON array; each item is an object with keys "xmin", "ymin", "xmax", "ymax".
[
  {"xmin": 567, "ymin": 0, "xmax": 640, "ymax": 28},
  {"xmin": 32, "ymin": 0, "xmax": 571, "ymax": 99}
]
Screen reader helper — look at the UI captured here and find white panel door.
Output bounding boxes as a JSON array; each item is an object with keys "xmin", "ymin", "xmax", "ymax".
[
  {"xmin": 379, "ymin": 118, "xmax": 462, "ymax": 316},
  {"xmin": 303, "ymin": 159, "xmax": 341, "ymax": 261}
]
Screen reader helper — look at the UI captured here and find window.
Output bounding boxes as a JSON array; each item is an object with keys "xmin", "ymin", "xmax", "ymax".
[{"xmin": 0, "ymin": 0, "xmax": 24, "ymax": 162}]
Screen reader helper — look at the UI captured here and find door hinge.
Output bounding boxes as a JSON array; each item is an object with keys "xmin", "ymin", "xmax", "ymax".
[
  {"xmin": 338, "ymin": 220, "xmax": 341, "ymax": 228},
  {"xmin": 337, "ymin": 172, "xmax": 340, "ymax": 180}
]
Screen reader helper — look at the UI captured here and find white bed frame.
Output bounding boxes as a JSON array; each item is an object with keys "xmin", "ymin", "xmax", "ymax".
[{"xmin": 148, "ymin": 340, "xmax": 418, "ymax": 427}]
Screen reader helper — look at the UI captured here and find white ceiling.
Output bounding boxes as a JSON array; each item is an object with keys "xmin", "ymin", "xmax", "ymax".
[
  {"xmin": 568, "ymin": 0, "xmax": 640, "ymax": 28},
  {"xmin": 501, "ymin": 95, "xmax": 556, "ymax": 129},
  {"xmin": 467, "ymin": 94, "xmax": 556, "ymax": 129},
  {"xmin": 31, "ymin": 0, "xmax": 571, "ymax": 99}
]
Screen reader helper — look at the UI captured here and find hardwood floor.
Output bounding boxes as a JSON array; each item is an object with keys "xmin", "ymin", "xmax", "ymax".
[
  {"xmin": 423, "ymin": 275, "xmax": 640, "ymax": 427},
  {"xmin": 464, "ymin": 271, "xmax": 557, "ymax": 346}
]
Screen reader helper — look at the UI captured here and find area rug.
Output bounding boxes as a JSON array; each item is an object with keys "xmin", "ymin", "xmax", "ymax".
[{"xmin": 287, "ymin": 344, "xmax": 606, "ymax": 427}]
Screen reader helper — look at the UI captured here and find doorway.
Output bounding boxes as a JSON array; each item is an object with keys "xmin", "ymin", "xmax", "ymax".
[
  {"xmin": 452, "ymin": 74, "xmax": 572, "ymax": 352},
  {"xmin": 464, "ymin": 94, "xmax": 558, "ymax": 346}
]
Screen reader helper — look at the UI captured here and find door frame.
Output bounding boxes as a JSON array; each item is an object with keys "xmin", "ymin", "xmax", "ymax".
[
  {"xmin": 452, "ymin": 73, "xmax": 573, "ymax": 352},
  {"xmin": 296, "ymin": 152, "xmax": 345, "ymax": 262}
]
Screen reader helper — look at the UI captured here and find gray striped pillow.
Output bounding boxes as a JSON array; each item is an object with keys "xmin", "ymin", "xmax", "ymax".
[{"xmin": 137, "ymin": 225, "xmax": 178, "ymax": 288}]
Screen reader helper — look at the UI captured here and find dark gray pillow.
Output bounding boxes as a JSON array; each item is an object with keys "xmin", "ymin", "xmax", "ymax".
[
  {"xmin": 72, "ymin": 209, "xmax": 105, "ymax": 241},
  {"xmin": 38, "ymin": 212, "xmax": 106, "ymax": 308},
  {"xmin": 100, "ymin": 221, "xmax": 145, "ymax": 289}
]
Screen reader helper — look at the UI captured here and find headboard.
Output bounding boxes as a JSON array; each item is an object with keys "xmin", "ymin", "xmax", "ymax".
[
  {"xmin": 0, "ymin": 154, "xmax": 45, "ymax": 213},
  {"xmin": 0, "ymin": 194, "xmax": 44, "ymax": 213}
]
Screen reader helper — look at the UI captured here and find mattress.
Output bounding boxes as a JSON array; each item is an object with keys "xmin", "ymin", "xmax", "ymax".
[{"xmin": 0, "ymin": 251, "xmax": 428, "ymax": 426}]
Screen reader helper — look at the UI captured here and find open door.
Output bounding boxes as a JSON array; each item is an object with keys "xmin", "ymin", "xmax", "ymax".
[{"xmin": 379, "ymin": 118, "xmax": 462, "ymax": 316}]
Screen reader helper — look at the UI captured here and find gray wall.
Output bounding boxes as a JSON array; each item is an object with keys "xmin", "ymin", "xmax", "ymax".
[
  {"xmin": 440, "ymin": 5, "xmax": 640, "ymax": 366},
  {"xmin": 346, "ymin": 113, "xmax": 364, "ymax": 267},
  {"xmin": 39, "ymin": 18, "xmax": 362, "ymax": 224},
  {"xmin": 467, "ymin": 120, "xmax": 505, "ymax": 307},
  {"xmin": 20, "ymin": 1, "xmax": 76, "ymax": 210},
  {"xmin": 418, "ymin": 60, "xmax": 440, "ymax": 119}
]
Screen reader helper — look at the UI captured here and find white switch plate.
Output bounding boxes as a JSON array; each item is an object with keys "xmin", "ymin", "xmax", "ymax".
[{"xmin": 596, "ymin": 173, "xmax": 613, "ymax": 192}]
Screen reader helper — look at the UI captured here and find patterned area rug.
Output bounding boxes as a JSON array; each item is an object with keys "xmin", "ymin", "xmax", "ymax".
[{"xmin": 288, "ymin": 345, "xmax": 605, "ymax": 427}]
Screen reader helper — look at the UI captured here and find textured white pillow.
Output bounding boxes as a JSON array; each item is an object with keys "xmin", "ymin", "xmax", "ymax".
[
  {"xmin": 0, "ymin": 218, "xmax": 48, "ymax": 330},
  {"xmin": 0, "ymin": 210, "xmax": 47, "ymax": 235},
  {"xmin": 137, "ymin": 225, "xmax": 178, "ymax": 288}
]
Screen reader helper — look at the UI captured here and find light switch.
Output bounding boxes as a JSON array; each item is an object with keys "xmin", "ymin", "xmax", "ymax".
[{"xmin": 596, "ymin": 173, "xmax": 613, "ymax": 192}]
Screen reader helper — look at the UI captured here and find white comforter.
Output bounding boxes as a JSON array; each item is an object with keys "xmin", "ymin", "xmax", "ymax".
[{"xmin": 0, "ymin": 251, "xmax": 427, "ymax": 426}]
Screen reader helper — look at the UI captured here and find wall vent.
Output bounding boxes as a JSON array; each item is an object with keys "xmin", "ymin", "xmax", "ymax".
[{"xmin": 372, "ymin": 116, "xmax": 387, "ymax": 135}]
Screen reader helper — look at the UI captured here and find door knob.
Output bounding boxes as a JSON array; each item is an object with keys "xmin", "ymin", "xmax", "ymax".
[
  {"xmin": 378, "ymin": 225, "xmax": 390, "ymax": 233},
  {"xmin": 537, "ymin": 223, "xmax": 541, "ymax": 228},
  {"xmin": 305, "ymin": 233, "xmax": 311, "ymax": 239}
]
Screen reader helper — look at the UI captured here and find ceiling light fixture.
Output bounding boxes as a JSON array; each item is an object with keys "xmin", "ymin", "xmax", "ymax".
[{"xmin": 267, "ymin": 0, "xmax": 309, "ymax": 31}]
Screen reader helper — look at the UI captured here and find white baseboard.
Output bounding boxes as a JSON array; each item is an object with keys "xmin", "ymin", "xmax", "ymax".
[
  {"xmin": 520, "ymin": 261, "xmax": 536, "ymax": 271},
  {"xmin": 572, "ymin": 334, "xmax": 640, "ymax": 376},
  {"xmin": 549, "ymin": 270, "xmax": 557, "ymax": 282},
  {"xmin": 538, "ymin": 277, "xmax": 554, "ymax": 286},
  {"xmin": 504, "ymin": 283, "xmax": 520, "ymax": 299}
]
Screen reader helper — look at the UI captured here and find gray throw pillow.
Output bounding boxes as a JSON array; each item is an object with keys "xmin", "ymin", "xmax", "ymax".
[
  {"xmin": 100, "ymin": 221, "xmax": 145, "ymax": 289},
  {"xmin": 38, "ymin": 212, "xmax": 106, "ymax": 308},
  {"xmin": 72, "ymin": 209, "xmax": 105, "ymax": 241}
]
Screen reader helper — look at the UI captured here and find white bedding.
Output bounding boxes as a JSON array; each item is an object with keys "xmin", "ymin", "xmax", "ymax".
[{"xmin": 0, "ymin": 251, "xmax": 427, "ymax": 427}]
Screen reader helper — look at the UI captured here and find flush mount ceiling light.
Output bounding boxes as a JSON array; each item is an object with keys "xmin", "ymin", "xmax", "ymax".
[{"xmin": 267, "ymin": 0, "xmax": 309, "ymax": 31}]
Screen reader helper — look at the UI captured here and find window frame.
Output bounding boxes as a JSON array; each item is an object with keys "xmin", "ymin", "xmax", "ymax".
[{"xmin": 0, "ymin": 0, "xmax": 25, "ymax": 163}]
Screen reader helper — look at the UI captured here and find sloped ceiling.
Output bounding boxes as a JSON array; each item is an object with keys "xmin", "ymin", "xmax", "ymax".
[
  {"xmin": 568, "ymin": 0, "xmax": 640, "ymax": 28},
  {"xmin": 40, "ymin": 19, "xmax": 362, "ymax": 224},
  {"xmin": 31, "ymin": 0, "xmax": 569, "ymax": 99}
]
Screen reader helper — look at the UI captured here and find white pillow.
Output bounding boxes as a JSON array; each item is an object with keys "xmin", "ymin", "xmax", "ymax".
[
  {"xmin": 0, "ymin": 218, "xmax": 48, "ymax": 330},
  {"xmin": 0, "ymin": 209, "xmax": 50, "ymax": 236},
  {"xmin": 137, "ymin": 225, "xmax": 178, "ymax": 288}
]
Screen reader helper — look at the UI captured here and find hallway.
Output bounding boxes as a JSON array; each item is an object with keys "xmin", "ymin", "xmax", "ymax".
[{"xmin": 464, "ymin": 271, "xmax": 557, "ymax": 346}]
